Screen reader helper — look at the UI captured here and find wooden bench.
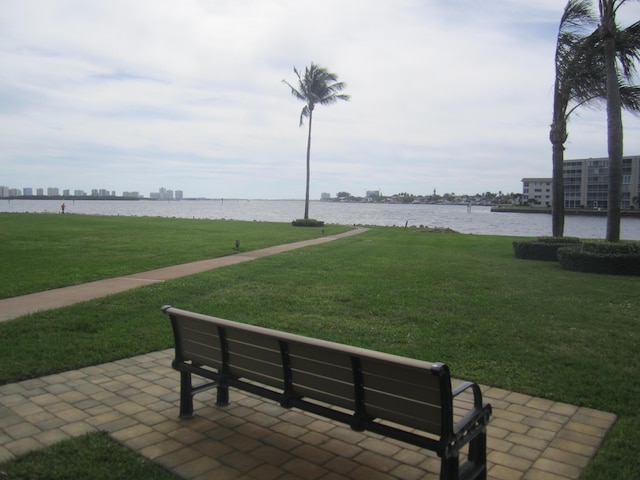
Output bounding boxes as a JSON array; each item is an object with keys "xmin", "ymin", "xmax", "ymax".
[{"xmin": 162, "ymin": 306, "xmax": 492, "ymax": 480}]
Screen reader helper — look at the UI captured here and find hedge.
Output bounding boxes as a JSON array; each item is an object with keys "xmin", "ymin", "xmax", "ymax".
[
  {"xmin": 513, "ymin": 236, "xmax": 581, "ymax": 261},
  {"xmin": 292, "ymin": 218, "xmax": 325, "ymax": 227},
  {"xmin": 557, "ymin": 241, "xmax": 640, "ymax": 275}
]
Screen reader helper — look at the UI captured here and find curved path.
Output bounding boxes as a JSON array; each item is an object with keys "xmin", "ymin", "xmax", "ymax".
[{"xmin": 0, "ymin": 227, "xmax": 368, "ymax": 322}]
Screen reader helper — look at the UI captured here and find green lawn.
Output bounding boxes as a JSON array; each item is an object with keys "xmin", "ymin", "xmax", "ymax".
[
  {"xmin": 0, "ymin": 216, "xmax": 639, "ymax": 479},
  {"xmin": 0, "ymin": 213, "xmax": 350, "ymax": 299}
]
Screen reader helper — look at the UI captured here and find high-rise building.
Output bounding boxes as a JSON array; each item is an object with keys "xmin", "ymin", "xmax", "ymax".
[{"xmin": 522, "ymin": 155, "xmax": 640, "ymax": 208}]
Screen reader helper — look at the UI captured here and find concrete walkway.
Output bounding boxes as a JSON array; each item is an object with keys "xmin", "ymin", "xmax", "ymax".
[{"xmin": 0, "ymin": 227, "xmax": 618, "ymax": 479}]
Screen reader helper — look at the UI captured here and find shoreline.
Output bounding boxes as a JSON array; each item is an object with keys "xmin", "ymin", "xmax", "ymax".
[{"xmin": 491, "ymin": 206, "xmax": 640, "ymax": 217}]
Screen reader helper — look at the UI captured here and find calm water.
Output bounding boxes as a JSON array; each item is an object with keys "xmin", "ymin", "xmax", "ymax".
[{"xmin": 3, "ymin": 198, "xmax": 640, "ymax": 240}]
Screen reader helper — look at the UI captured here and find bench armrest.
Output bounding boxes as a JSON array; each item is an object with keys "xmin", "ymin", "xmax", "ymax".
[
  {"xmin": 452, "ymin": 381, "xmax": 482, "ymax": 407},
  {"xmin": 452, "ymin": 381, "xmax": 491, "ymax": 438}
]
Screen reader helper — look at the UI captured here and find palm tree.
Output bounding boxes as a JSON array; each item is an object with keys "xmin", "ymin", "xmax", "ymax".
[
  {"xmin": 550, "ymin": 0, "xmax": 597, "ymax": 237},
  {"xmin": 598, "ymin": 0, "xmax": 640, "ymax": 241},
  {"xmin": 283, "ymin": 63, "xmax": 349, "ymax": 220},
  {"xmin": 550, "ymin": 0, "xmax": 640, "ymax": 237}
]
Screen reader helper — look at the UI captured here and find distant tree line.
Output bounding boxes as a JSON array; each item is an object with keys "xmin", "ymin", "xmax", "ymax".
[{"xmin": 325, "ymin": 191, "xmax": 523, "ymax": 205}]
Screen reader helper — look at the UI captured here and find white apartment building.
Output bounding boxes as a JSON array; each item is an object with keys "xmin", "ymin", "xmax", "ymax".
[
  {"xmin": 521, "ymin": 178, "xmax": 552, "ymax": 206},
  {"xmin": 523, "ymin": 155, "xmax": 640, "ymax": 209}
]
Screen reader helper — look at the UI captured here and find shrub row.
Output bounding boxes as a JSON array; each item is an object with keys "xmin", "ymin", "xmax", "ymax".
[
  {"xmin": 513, "ymin": 237, "xmax": 640, "ymax": 275},
  {"xmin": 557, "ymin": 242, "xmax": 640, "ymax": 276},
  {"xmin": 292, "ymin": 218, "xmax": 325, "ymax": 227},
  {"xmin": 512, "ymin": 236, "xmax": 581, "ymax": 261}
]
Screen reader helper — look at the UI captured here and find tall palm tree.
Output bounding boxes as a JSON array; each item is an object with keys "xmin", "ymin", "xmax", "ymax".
[
  {"xmin": 550, "ymin": 0, "xmax": 597, "ymax": 237},
  {"xmin": 598, "ymin": 0, "xmax": 640, "ymax": 241},
  {"xmin": 283, "ymin": 63, "xmax": 349, "ymax": 220},
  {"xmin": 550, "ymin": 0, "xmax": 640, "ymax": 237}
]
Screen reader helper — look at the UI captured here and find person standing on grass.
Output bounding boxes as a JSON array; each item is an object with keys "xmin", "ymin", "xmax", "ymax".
[{"xmin": 61, "ymin": 203, "xmax": 65, "ymax": 214}]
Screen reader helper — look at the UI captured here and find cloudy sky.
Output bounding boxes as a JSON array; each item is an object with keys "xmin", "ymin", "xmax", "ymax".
[{"xmin": 2, "ymin": 1, "xmax": 640, "ymax": 199}]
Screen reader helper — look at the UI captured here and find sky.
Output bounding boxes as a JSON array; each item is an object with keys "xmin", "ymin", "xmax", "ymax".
[{"xmin": 2, "ymin": 1, "xmax": 640, "ymax": 200}]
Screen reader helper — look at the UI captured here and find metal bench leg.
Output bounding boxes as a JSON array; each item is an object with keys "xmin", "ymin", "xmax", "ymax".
[
  {"xmin": 467, "ymin": 429, "xmax": 487, "ymax": 480},
  {"xmin": 216, "ymin": 383, "xmax": 229, "ymax": 406},
  {"xmin": 179, "ymin": 371, "xmax": 194, "ymax": 419},
  {"xmin": 440, "ymin": 452, "xmax": 459, "ymax": 480}
]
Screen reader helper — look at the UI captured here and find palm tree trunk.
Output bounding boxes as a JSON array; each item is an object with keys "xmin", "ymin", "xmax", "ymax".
[
  {"xmin": 551, "ymin": 143, "xmax": 566, "ymax": 237},
  {"xmin": 304, "ymin": 111, "xmax": 313, "ymax": 220},
  {"xmin": 550, "ymin": 119, "xmax": 567, "ymax": 237},
  {"xmin": 602, "ymin": 8, "xmax": 623, "ymax": 242}
]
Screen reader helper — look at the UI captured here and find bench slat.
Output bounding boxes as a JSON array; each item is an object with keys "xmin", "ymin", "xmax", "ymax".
[
  {"xmin": 363, "ymin": 388, "xmax": 442, "ymax": 434},
  {"xmin": 228, "ymin": 367, "xmax": 284, "ymax": 391},
  {"xmin": 288, "ymin": 342, "xmax": 351, "ymax": 366},
  {"xmin": 361, "ymin": 358, "xmax": 442, "ymax": 388},
  {"xmin": 363, "ymin": 374, "xmax": 442, "ymax": 408},
  {"xmin": 180, "ymin": 324, "xmax": 221, "ymax": 348},
  {"xmin": 180, "ymin": 339, "xmax": 222, "ymax": 367},
  {"xmin": 224, "ymin": 328, "xmax": 286, "ymax": 388},
  {"xmin": 226, "ymin": 336, "xmax": 282, "ymax": 367},
  {"xmin": 228, "ymin": 353, "xmax": 284, "ymax": 389},
  {"xmin": 177, "ymin": 314, "xmax": 221, "ymax": 336},
  {"xmin": 288, "ymin": 351, "xmax": 354, "ymax": 384},
  {"xmin": 361, "ymin": 364, "xmax": 443, "ymax": 406},
  {"xmin": 175, "ymin": 314, "xmax": 222, "ymax": 365},
  {"xmin": 291, "ymin": 369, "xmax": 355, "ymax": 409},
  {"xmin": 226, "ymin": 327, "xmax": 282, "ymax": 351},
  {"xmin": 286, "ymin": 343, "xmax": 358, "ymax": 409}
]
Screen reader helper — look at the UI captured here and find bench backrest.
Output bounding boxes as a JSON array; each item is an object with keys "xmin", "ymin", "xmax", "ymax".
[{"xmin": 164, "ymin": 306, "xmax": 453, "ymax": 437}]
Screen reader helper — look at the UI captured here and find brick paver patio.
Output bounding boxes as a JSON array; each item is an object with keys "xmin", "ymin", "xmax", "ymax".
[{"xmin": 0, "ymin": 349, "xmax": 616, "ymax": 480}]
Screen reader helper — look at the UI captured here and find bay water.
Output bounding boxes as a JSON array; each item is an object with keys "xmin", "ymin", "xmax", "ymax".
[{"xmin": 2, "ymin": 199, "xmax": 640, "ymax": 240}]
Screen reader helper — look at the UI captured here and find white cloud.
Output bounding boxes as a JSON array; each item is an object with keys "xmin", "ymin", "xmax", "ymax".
[{"xmin": 1, "ymin": 0, "xmax": 639, "ymax": 199}]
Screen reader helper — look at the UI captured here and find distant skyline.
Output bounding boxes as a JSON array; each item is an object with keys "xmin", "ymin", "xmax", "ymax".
[
  {"xmin": 2, "ymin": 1, "xmax": 640, "ymax": 199},
  {"xmin": 1, "ymin": 184, "xmax": 184, "ymax": 199},
  {"xmin": 0, "ymin": 181, "xmax": 509, "ymax": 199}
]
